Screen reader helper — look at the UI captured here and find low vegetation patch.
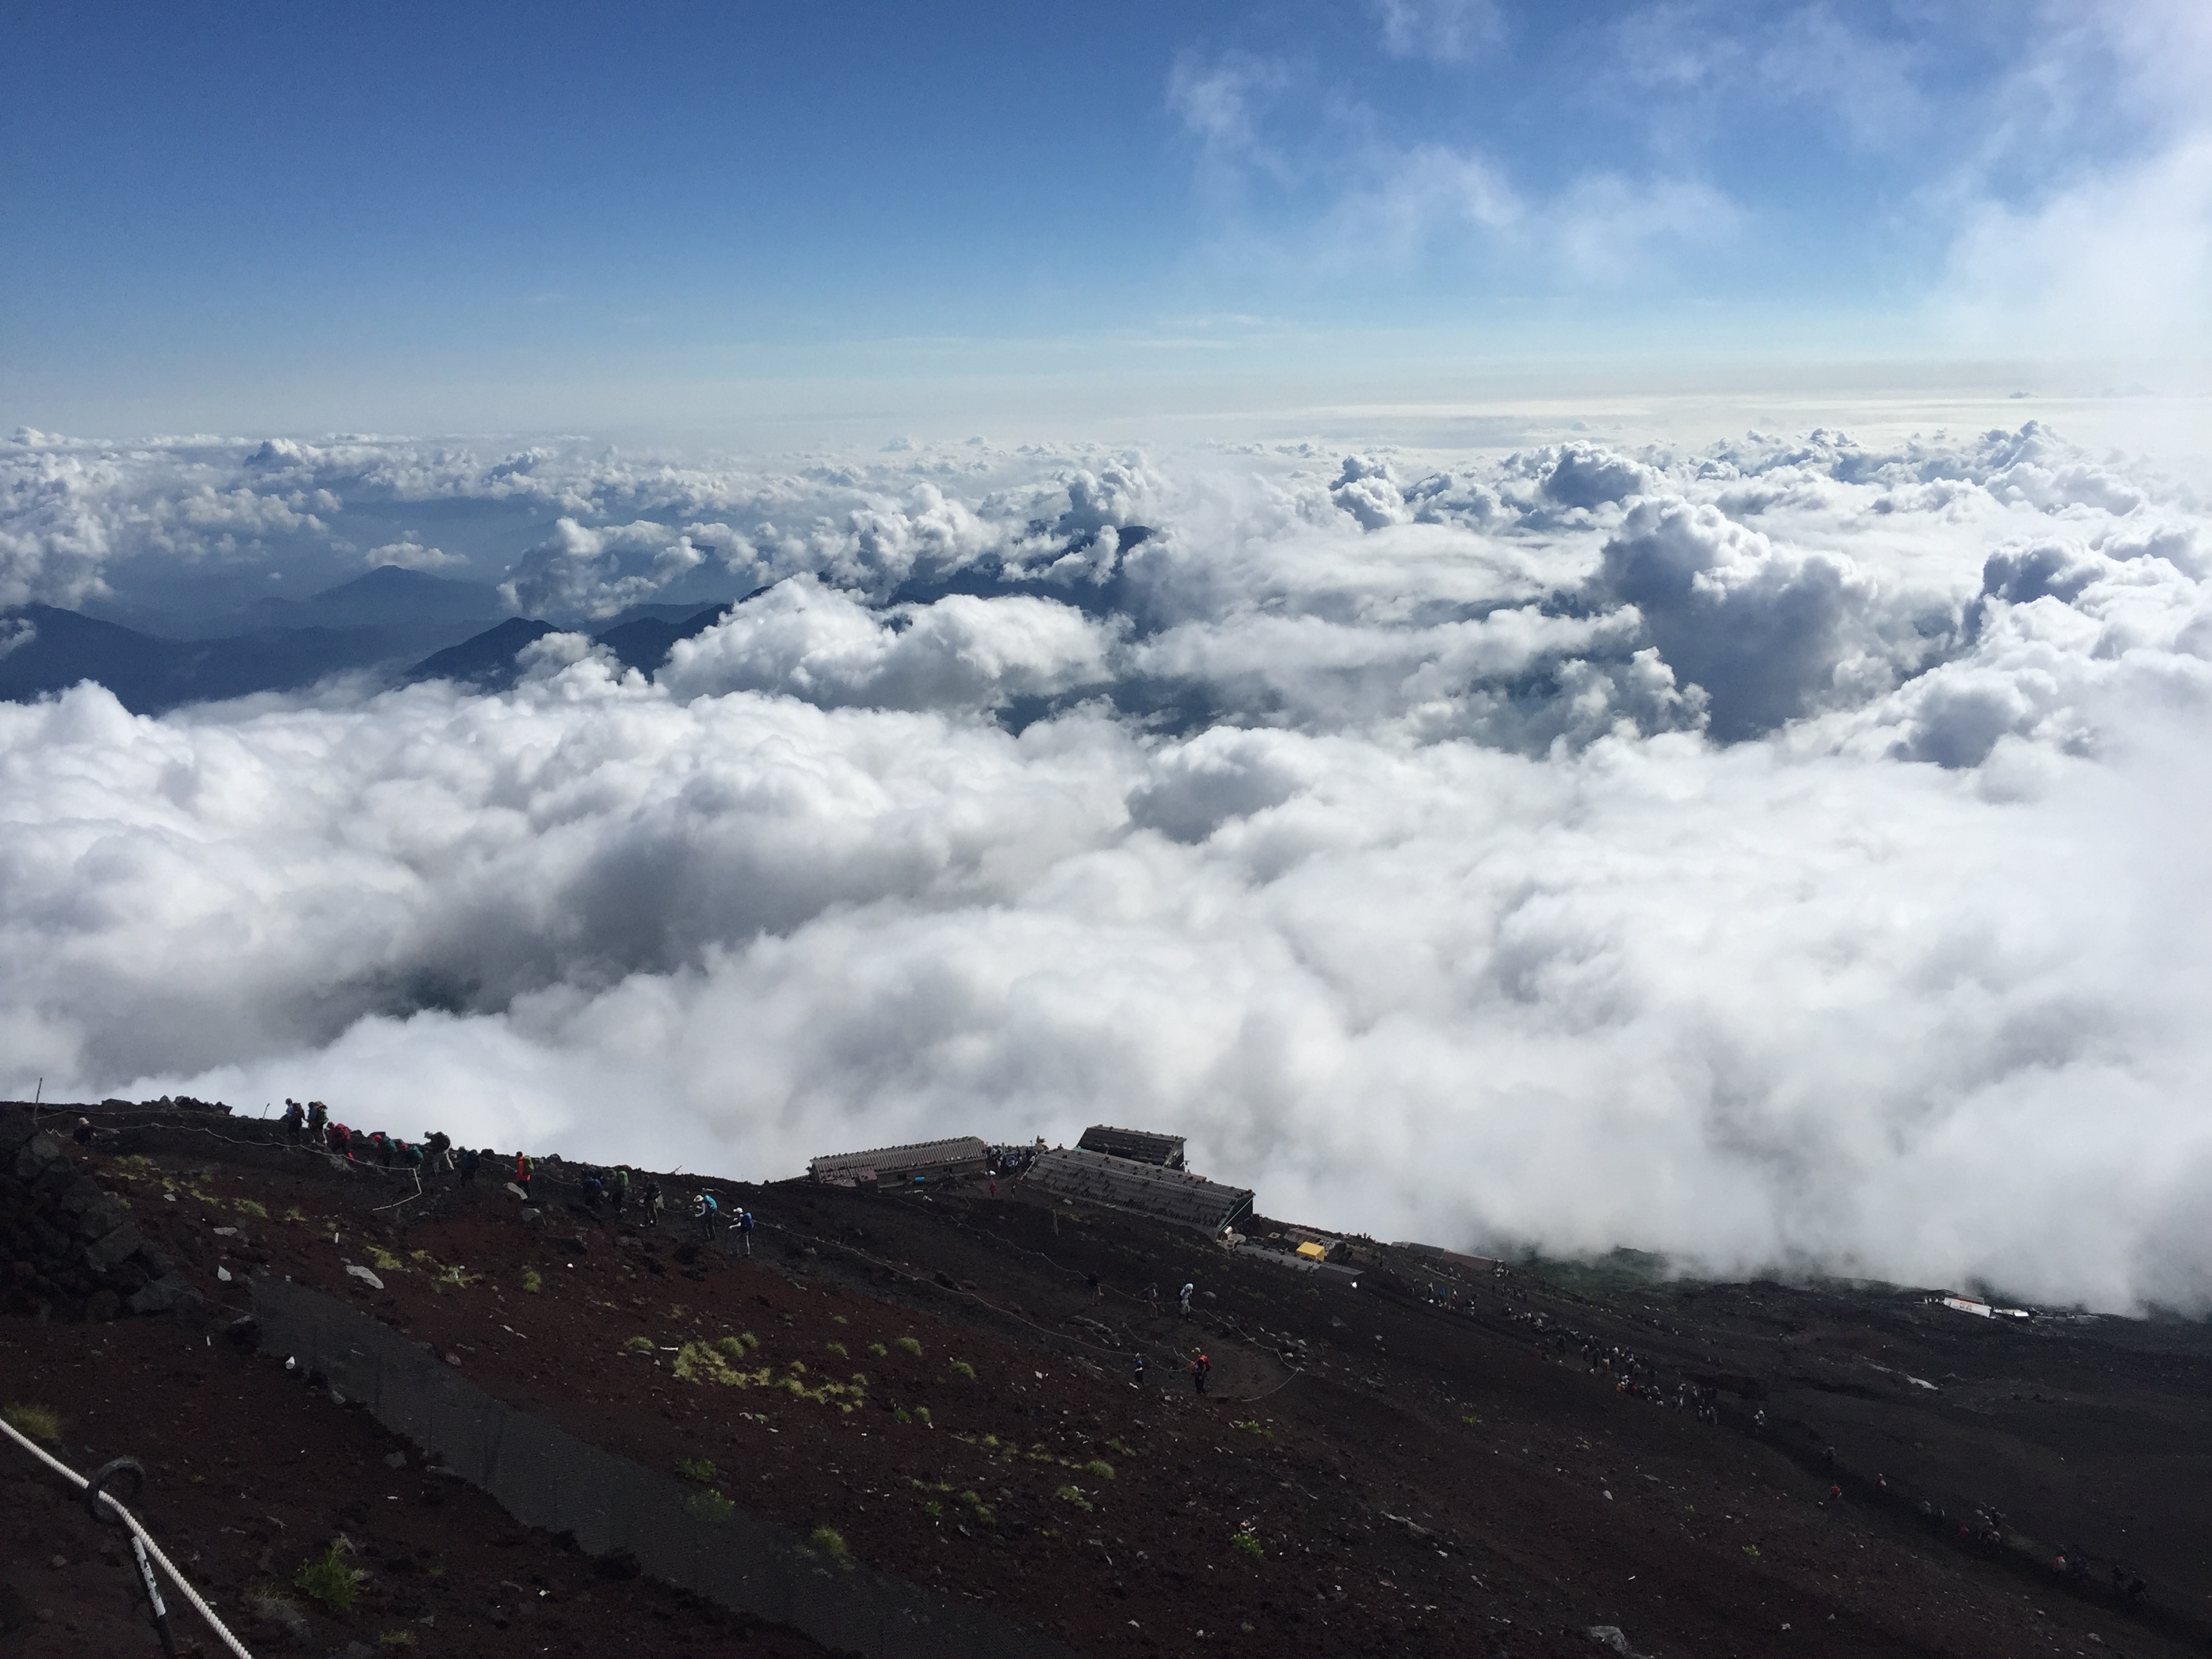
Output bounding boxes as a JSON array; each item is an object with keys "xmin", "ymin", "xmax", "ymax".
[
  {"xmin": 1, "ymin": 1403, "xmax": 60, "ymax": 1444},
  {"xmin": 686, "ymin": 1488, "xmax": 736, "ymax": 1525},
  {"xmin": 676, "ymin": 1456, "xmax": 717, "ymax": 1483},
  {"xmin": 891, "ymin": 1336, "xmax": 923, "ymax": 1358},
  {"xmin": 1231, "ymin": 1529, "xmax": 1264, "ymax": 1559},
  {"xmin": 947, "ymin": 1359, "xmax": 976, "ymax": 1380},
  {"xmin": 824, "ymin": 1340, "xmax": 848, "ymax": 1358},
  {"xmin": 521, "ymin": 1267, "xmax": 543, "ymax": 1293},
  {"xmin": 808, "ymin": 1525, "xmax": 849, "ymax": 1558},
  {"xmin": 1054, "ymin": 1484, "xmax": 1094, "ymax": 1513},
  {"xmin": 625, "ymin": 1335, "xmax": 656, "ymax": 1353},
  {"xmin": 1082, "ymin": 1458, "xmax": 1115, "ymax": 1481},
  {"xmin": 295, "ymin": 1537, "xmax": 366, "ymax": 1614}
]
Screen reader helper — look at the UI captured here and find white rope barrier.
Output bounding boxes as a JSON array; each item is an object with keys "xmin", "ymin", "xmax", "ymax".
[{"xmin": 0, "ymin": 1414, "xmax": 255, "ymax": 1659}]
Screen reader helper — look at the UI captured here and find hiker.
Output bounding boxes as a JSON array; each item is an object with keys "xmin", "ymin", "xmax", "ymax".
[
  {"xmin": 583, "ymin": 1171, "xmax": 605, "ymax": 1209},
  {"xmin": 613, "ymin": 1166, "xmax": 631, "ymax": 1215},
  {"xmin": 459, "ymin": 1146, "xmax": 480, "ymax": 1185},
  {"xmin": 516, "ymin": 1151, "xmax": 533, "ymax": 1197},
  {"xmin": 1086, "ymin": 1271, "xmax": 1103, "ymax": 1301},
  {"xmin": 403, "ymin": 1140, "xmax": 425, "ymax": 1173},
  {"xmin": 735, "ymin": 1208, "xmax": 754, "ymax": 1256},
  {"xmin": 307, "ymin": 1100, "xmax": 328, "ymax": 1139},
  {"xmin": 694, "ymin": 1191, "xmax": 719, "ymax": 1240},
  {"xmin": 1132, "ymin": 1355, "xmax": 1145, "ymax": 1387},
  {"xmin": 281, "ymin": 1100, "xmax": 305, "ymax": 1143},
  {"xmin": 643, "ymin": 1179, "xmax": 663, "ymax": 1229},
  {"xmin": 1145, "ymin": 1284, "xmax": 1160, "ymax": 1315},
  {"xmin": 1191, "ymin": 1352, "xmax": 1212, "ymax": 1395},
  {"xmin": 1179, "ymin": 1282, "xmax": 1194, "ymax": 1318},
  {"xmin": 330, "ymin": 1122, "xmax": 353, "ymax": 1159},
  {"xmin": 425, "ymin": 1130, "xmax": 453, "ymax": 1174}
]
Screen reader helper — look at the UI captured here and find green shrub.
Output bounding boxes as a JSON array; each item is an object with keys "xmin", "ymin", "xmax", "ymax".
[
  {"xmin": 958, "ymin": 1490, "xmax": 996, "ymax": 1523},
  {"xmin": 686, "ymin": 1489, "xmax": 735, "ymax": 1525},
  {"xmin": 377, "ymin": 1633, "xmax": 417, "ymax": 1650},
  {"xmin": 922, "ymin": 1499, "xmax": 942, "ymax": 1518},
  {"xmin": 295, "ymin": 1538, "xmax": 366, "ymax": 1614},
  {"xmin": 1082, "ymin": 1458, "xmax": 1115, "ymax": 1481},
  {"xmin": 808, "ymin": 1525, "xmax": 848, "ymax": 1557},
  {"xmin": 867, "ymin": 1341, "xmax": 888, "ymax": 1357},
  {"xmin": 894, "ymin": 1407, "xmax": 912, "ymax": 1424},
  {"xmin": 947, "ymin": 1359, "xmax": 975, "ymax": 1381},
  {"xmin": 233, "ymin": 1199, "xmax": 268, "ymax": 1220},
  {"xmin": 850, "ymin": 1372, "xmax": 869, "ymax": 1388},
  {"xmin": 1054, "ymin": 1485, "xmax": 1093, "ymax": 1513},
  {"xmin": 912, "ymin": 1406, "xmax": 931, "ymax": 1427},
  {"xmin": 1, "ymin": 1403, "xmax": 60, "ymax": 1444},
  {"xmin": 673, "ymin": 1343, "xmax": 741, "ymax": 1385},
  {"xmin": 676, "ymin": 1456, "xmax": 717, "ymax": 1484},
  {"xmin": 891, "ymin": 1336, "xmax": 923, "ymax": 1358},
  {"xmin": 1230, "ymin": 1531, "xmax": 1263, "ymax": 1559},
  {"xmin": 625, "ymin": 1335, "xmax": 656, "ymax": 1353},
  {"xmin": 521, "ymin": 1267, "xmax": 542, "ymax": 1293},
  {"xmin": 824, "ymin": 1341, "xmax": 848, "ymax": 1359},
  {"xmin": 367, "ymin": 1245, "xmax": 406, "ymax": 1272}
]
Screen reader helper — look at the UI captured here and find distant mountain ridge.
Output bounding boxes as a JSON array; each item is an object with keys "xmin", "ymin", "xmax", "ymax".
[{"xmin": 0, "ymin": 570, "xmax": 739, "ymax": 713}]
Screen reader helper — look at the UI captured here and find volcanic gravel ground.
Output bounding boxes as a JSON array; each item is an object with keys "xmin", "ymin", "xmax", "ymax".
[
  {"xmin": 7, "ymin": 1120, "xmax": 2211, "ymax": 1659},
  {"xmin": 0, "ymin": 1302, "xmax": 833, "ymax": 1656}
]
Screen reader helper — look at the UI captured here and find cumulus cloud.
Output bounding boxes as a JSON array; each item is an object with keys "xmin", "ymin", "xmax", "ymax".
[
  {"xmin": 363, "ymin": 534, "xmax": 465, "ymax": 572},
  {"xmin": 7, "ymin": 419, "xmax": 2212, "ymax": 1312}
]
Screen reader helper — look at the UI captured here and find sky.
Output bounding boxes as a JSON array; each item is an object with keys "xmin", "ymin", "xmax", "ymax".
[
  {"xmin": 5, "ymin": 0, "xmax": 2211, "ymax": 433},
  {"xmin": 7, "ymin": 4, "xmax": 2212, "ymax": 1313}
]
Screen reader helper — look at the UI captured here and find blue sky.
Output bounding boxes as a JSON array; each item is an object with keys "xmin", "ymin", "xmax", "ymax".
[{"xmin": 5, "ymin": 1, "xmax": 2207, "ymax": 431}]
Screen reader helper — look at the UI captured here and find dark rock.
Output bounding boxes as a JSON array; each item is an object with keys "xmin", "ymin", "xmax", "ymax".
[{"xmin": 126, "ymin": 1275, "xmax": 192, "ymax": 1315}]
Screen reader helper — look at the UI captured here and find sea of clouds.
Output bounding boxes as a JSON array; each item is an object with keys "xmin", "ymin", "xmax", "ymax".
[{"xmin": 5, "ymin": 419, "xmax": 2212, "ymax": 1311}]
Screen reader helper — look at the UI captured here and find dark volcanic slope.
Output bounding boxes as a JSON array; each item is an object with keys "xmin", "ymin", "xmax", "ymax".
[{"xmin": 7, "ymin": 1111, "xmax": 2211, "ymax": 1659}]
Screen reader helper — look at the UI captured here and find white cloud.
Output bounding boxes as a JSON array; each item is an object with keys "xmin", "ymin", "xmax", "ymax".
[
  {"xmin": 1375, "ymin": 0, "xmax": 1503, "ymax": 65},
  {"xmin": 8, "ymin": 421, "xmax": 2212, "ymax": 1312},
  {"xmin": 363, "ymin": 534, "xmax": 466, "ymax": 572}
]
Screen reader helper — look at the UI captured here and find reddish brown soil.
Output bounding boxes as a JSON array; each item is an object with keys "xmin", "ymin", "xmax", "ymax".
[{"xmin": 8, "ymin": 1119, "xmax": 2212, "ymax": 1659}]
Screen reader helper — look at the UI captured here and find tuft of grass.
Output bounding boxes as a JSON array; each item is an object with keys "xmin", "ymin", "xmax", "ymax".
[
  {"xmin": 521, "ymin": 1267, "xmax": 543, "ymax": 1294},
  {"xmin": 676, "ymin": 1456, "xmax": 717, "ymax": 1483},
  {"xmin": 867, "ymin": 1341, "xmax": 888, "ymax": 1357},
  {"xmin": 283, "ymin": 1206, "xmax": 308, "ymax": 1224},
  {"xmin": 1231, "ymin": 1418, "xmax": 1273, "ymax": 1438},
  {"xmin": 850, "ymin": 1372, "xmax": 869, "ymax": 1388},
  {"xmin": 378, "ymin": 1633, "xmax": 417, "ymax": 1650},
  {"xmin": 246, "ymin": 1585, "xmax": 310, "ymax": 1639},
  {"xmin": 1, "ymin": 1403, "xmax": 61, "ymax": 1444},
  {"xmin": 808, "ymin": 1525, "xmax": 849, "ymax": 1558},
  {"xmin": 625, "ymin": 1336, "xmax": 656, "ymax": 1353},
  {"xmin": 912, "ymin": 1406, "xmax": 932, "ymax": 1427},
  {"xmin": 1054, "ymin": 1484, "xmax": 1093, "ymax": 1513},
  {"xmin": 1230, "ymin": 1530, "xmax": 1263, "ymax": 1559},
  {"xmin": 891, "ymin": 1336, "xmax": 923, "ymax": 1358},
  {"xmin": 922, "ymin": 1499, "xmax": 941, "ymax": 1518},
  {"xmin": 894, "ymin": 1407, "xmax": 912, "ymax": 1424},
  {"xmin": 947, "ymin": 1359, "xmax": 976, "ymax": 1381},
  {"xmin": 672, "ymin": 1343, "xmax": 742, "ymax": 1385},
  {"xmin": 295, "ymin": 1537, "xmax": 366, "ymax": 1614},
  {"xmin": 686, "ymin": 1488, "xmax": 735, "ymax": 1525},
  {"xmin": 958, "ymin": 1490, "xmax": 995, "ymax": 1524},
  {"xmin": 824, "ymin": 1340, "xmax": 848, "ymax": 1359},
  {"xmin": 830, "ymin": 1314, "xmax": 848, "ymax": 1325},
  {"xmin": 232, "ymin": 1199, "xmax": 268, "ymax": 1220},
  {"xmin": 367, "ymin": 1245, "xmax": 407, "ymax": 1272},
  {"xmin": 785, "ymin": 1359, "xmax": 808, "ymax": 1376},
  {"xmin": 1082, "ymin": 1458, "xmax": 1115, "ymax": 1481}
]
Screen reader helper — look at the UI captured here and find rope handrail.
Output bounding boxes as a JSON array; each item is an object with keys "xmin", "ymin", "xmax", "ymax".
[{"xmin": 0, "ymin": 1414, "xmax": 255, "ymax": 1658}]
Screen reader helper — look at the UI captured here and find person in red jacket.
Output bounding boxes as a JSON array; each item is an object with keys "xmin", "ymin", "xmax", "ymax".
[{"xmin": 515, "ymin": 1151, "xmax": 532, "ymax": 1198}]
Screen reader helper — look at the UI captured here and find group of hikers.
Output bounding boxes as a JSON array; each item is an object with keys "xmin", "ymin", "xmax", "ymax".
[{"xmin": 278, "ymin": 1099, "xmax": 753, "ymax": 1252}]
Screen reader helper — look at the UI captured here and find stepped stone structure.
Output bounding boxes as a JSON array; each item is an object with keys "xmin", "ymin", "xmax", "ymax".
[{"xmin": 0, "ymin": 1107, "xmax": 191, "ymax": 1320}]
